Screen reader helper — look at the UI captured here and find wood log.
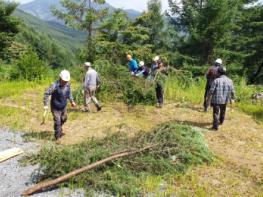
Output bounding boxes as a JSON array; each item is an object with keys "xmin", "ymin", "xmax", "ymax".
[
  {"xmin": 22, "ymin": 144, "xmax": 156, "ymax": 196},
  {"xmin": 0, "ymin": 147, "xmax": 24, "ymax": 163}
]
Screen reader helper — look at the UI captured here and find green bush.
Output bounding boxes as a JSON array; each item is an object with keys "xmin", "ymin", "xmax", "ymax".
[
  {"xmin": 25, "ymin": 122, "xmax": 213, "ymax": 196},
  {"xmin": 72, "ymin": 60, "xmax": 157, "ymax": 105},
  {"xmin": 11, "ymin": 49, "xmax": 50, "ymax": 81}
]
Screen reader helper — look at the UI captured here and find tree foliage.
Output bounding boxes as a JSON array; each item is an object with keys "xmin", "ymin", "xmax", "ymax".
[
  {"xmin": 0, "ymin": 1, "xmax": 19, "ymax": 59},
  {"xmin": 52, "ymin": 0, "xmax": 108, "ymax": 62}
]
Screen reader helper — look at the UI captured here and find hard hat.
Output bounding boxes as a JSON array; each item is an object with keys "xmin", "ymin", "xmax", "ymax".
[
  {"xmin": 218, "ymin": 66, "xmax": 227, "ymax": 74},
  {"xmin": 139, "ymin": 61, "xmax": 145, "ymax": 67},
  {"xmin": 84, "ymin": 62, "xmax": 92, "ymax": 67},
  {"xmin": 153, "ymin": 56, "xmax": 160, "ymax": 61},
  {"xmin": 215, "ymin": 58, "xmax": 222, "ymax": 65},
  {"xmin": 59, "ymin": 70, "xmax": 70, "ymax": 82}
]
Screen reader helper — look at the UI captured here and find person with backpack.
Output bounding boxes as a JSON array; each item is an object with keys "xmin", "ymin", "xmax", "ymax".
[
  {"xmin": 44, "ymin": 70, "xmax": 76, "ymax": 140},
  {"xmin": 127, "ymin": 54, "xmax": 138, "ymax": 75},
  {"xmin": 83, "ymin": 62, "xmax": 102, "ymax": 112},
  {"xmin": 204, "ymin": 58, "xmax": 222, "ymax": 112},
  {"xmin": 207, "ymin": 66, "xmax": 235, "ymax": 130}
]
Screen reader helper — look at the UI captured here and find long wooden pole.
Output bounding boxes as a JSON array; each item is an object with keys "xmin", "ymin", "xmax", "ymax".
[{"xmin": 22, "ymin": 144, "xmax": 156, "ymax": 196}]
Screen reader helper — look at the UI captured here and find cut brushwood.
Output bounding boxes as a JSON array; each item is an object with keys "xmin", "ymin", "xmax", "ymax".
[
  {"xmin": 22, "ymin": 144, "xmax": 156, "ymax": 196},
  {"xmin": 0, "ymin": 147, "xmax": 24, "ymax": 163}
]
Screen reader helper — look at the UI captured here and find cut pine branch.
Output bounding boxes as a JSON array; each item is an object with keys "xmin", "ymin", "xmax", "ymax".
[{"xmin": 22, "ymin": 144, "xmax": 157, "ymax": 196}]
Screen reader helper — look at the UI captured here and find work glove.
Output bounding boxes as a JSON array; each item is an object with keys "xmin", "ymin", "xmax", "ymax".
[{"xmin": 71, "ymin": 101, "xmax": 76, "ymax": 108}]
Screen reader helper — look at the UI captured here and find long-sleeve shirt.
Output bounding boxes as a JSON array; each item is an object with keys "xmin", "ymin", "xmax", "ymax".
[
  {"xmin": 44, "ymin": 81, "xmax": 74, "ymax": 110},
  {"xmin": 128, "ymin": 59, "xmax": 138, "ymax": 72},
  {"xmin": 208, "ymin": 75, "xmax": 235, "ymax": 105},
  {"xmin": 83, "ymin": 68, "xmax": 100, "ymax": 90}
]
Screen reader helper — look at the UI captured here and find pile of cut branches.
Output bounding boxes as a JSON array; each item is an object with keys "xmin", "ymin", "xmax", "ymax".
[{"xmin": 24, "ymin": 122, "xmax": 213, "ymax": 196}]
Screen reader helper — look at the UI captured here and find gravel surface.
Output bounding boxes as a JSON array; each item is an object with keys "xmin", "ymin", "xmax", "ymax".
[{"xmin": 0, "ymin": 129, "xmax": 86, "ymax": 197}]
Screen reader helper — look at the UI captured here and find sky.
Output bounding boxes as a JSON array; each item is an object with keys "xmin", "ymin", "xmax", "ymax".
[{"xmin": 15, "ymin": 0, "xmax": 170, "ymax": 12}]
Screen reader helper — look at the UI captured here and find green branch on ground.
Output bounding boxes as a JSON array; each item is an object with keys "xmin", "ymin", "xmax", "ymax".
[{"xmin": 23, "ymin": 122, "xmax": 213, "ymax": 196}]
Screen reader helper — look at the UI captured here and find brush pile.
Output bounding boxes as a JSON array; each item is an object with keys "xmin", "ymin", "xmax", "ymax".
[{"xmin": 25, "ymin": 123, "xmax": 213, "ymax": 196}]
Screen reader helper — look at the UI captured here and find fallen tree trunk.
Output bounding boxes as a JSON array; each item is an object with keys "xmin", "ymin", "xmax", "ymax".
[
  {"xmin": 0, "ymin": 147, "xmax": 24, "ymax": 163},
  {"xmin": 22, "ymin": 144, "xmax": 156, "ymax": 196}
]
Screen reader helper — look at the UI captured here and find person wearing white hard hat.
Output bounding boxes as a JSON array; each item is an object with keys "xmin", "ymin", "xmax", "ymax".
[
  {"xmin": 203, "ymin": 58, "xmax": 223, "ymax": 112},
  {"xmin": 83, "ymin": 62, "xmax": 102, "ymax": 112},
  {"xmin": 151, "ymin": 56, "xmax": 160, "ymax": 71},
  {"xmin": 135, "ymin": 61, "xmax": 149, "ymax": 78},
  {"xmin": 44, "ymin": 70, "xmax": 76, "ymax": 140}
]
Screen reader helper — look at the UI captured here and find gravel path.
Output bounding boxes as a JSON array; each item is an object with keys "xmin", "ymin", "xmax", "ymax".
[{"xmin": 0, "ymin": 129, "xmax": 86, "ymax": 197}]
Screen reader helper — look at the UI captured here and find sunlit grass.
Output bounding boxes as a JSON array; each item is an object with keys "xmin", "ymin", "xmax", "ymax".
[{"xmin": 165, "ymin": 77, "xmax": 205, "ymax": 104}]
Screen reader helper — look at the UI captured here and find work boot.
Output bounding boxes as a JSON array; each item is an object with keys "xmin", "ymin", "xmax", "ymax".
[
  {"xmin": 83, "ymin": 108, "xmax": 90, "ymax": 113},
  {"xmin": 55, "ymin": 133, "xmax": 61, "ymax": 140},
  {"xmin": 96, "ymin": 104, "xmax": 102, "ymax": 111},
  {"xmin": 211, "ymin": 127, "xmax": 218, "ymax": 131}
]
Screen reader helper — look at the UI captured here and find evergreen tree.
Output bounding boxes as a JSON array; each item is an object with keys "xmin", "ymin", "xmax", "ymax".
[
  {"xmin": 233, "ymin": 4, "xmax": 263, "ymax": 83},
  {"xmin": 136, "ymin": 0, "xmax": 164, "ymax": 49},
  {"xmin": 168, "ymin": 0, "xmax": 241, "ymax": 64},
  {"xmin": 0, "ymin": 1, "xmax": 19, "ymax": 59},
  {"xmin": 95, "ymin": 9, "xmax": 131, "ymax": 64},
  {"xmin": 52, "ymin": 0, "xmax": 108, "ymax": 62}
]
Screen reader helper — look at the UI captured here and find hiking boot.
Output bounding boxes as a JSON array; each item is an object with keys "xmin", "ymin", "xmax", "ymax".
[
  {"xmin": 96, "ymin": 105, "xmax": 102, "ymax": 111},
  {"xmin": 211, "ymin": 127, "xmax": 218, "ymax": 131},
  {"xmin": 55, "ymin": 134, "xmax": 61, "ymax": 141},
  {"xmin": 83, "ymin": 108, "xmax": 90, "ymax": 113}
]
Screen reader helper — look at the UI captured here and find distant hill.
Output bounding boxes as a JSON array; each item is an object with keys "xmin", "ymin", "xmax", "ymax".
[
  {"xmin": 13, "ymin": 9, "xmax": 85, "ymax": 52},
  {"xmin": 18, "ymin": 0, "xmax": 141, "ymax": 23},
  {"xmin": 13, "ymin": 9, "xmax": 86, "ymax": 66}
]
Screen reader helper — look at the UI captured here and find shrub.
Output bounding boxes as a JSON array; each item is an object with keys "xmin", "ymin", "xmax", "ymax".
[
  {"xmin": 72, "ymin": 60, "xmax": 157, "ymax": 105},
  {"xmin": 11, "ymin": 49, "xmax": 50, "ymax": 81}
]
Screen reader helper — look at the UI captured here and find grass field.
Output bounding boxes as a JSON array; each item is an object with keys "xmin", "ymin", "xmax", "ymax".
[{"xmin": 0, "ymin": 78, "xmax": 262, "ymax": 196}]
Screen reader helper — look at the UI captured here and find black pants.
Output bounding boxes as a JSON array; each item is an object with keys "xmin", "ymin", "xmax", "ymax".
[
  {"xmin": 212, "ymin": 104, "xmax": 227, "ymax": 129},
  {"xmin": 156, "ymin": 83, "xmax": 164, "ymax": 105},
  {"xmin": 203, "ymin": 82, "xmax": 211, "ymax": 110},
  {"xmin": 51, "ymin": 106, "xmax": 67, "ymax": 139}
]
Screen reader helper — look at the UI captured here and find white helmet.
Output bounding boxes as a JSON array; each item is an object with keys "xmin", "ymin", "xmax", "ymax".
[
  {"xmin": 139, "ymin": 61, "xmax": 145, "ymax": 67},
  {"xmin": 59, "ymin": 70, "xmax": 70, "ymax": 82},
  {"xmin": 153, "ymin": 56, "xmax": 160, "ymax": 61},
  {"xmin": 84, "ymin": 62, "xmax": 92, "ymax": 67},
  {"xmin": 215, "ymin": 58, "xmax": 222, "ymax": 65}
]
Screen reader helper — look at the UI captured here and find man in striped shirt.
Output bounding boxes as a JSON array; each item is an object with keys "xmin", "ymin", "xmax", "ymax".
[{"xmin": 207, "ymin": 66, "xmax": 235, "ymax": 130}]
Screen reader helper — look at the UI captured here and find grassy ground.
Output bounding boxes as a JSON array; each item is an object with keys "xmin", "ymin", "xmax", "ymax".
[{"xmin": 0, "ymin": 80, "xmax": 262, "ymax": 196}]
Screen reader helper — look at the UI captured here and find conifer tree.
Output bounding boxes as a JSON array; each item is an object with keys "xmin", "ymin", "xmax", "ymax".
[
  {"xmin": 52, "ymin": 0, "xmax": 108, "ymax": 62},
  {"xmin": 168, "ymin": 0, "xmax": 241, "ymax": 64},
  {"xmin": 0, "ymin": 1, "xmax": 19, "ymax": 59}
]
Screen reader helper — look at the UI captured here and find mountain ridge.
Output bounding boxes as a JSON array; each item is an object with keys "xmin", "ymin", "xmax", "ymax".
[{"xmin": 18, "ymin": 0, "xmax": 141, "ymax": 23}]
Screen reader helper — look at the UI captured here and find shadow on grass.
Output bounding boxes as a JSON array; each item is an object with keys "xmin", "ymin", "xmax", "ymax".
[
  {"xmin": 172, "ymin": 120, "xmax": 211, "ymax": 129},
  {"xmin": 172, "ymin": 103, "xmax": 204, "ymax": 112},
  {"xmin": 252, "ymin": 111, "xmax": 263, "ymax": 123},
  {"xmin": 23, "ymin": 131, "xmax": 54, "ymax": 142}
]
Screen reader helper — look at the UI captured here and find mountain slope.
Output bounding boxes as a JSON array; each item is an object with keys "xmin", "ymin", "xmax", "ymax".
[
  {"xmin": 18, "ymin": 0, "xmax": 141, "ymax": 22},
  {"xmin": 14, "ymin": 9, "xmax": 85, "ymax": 52}
]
